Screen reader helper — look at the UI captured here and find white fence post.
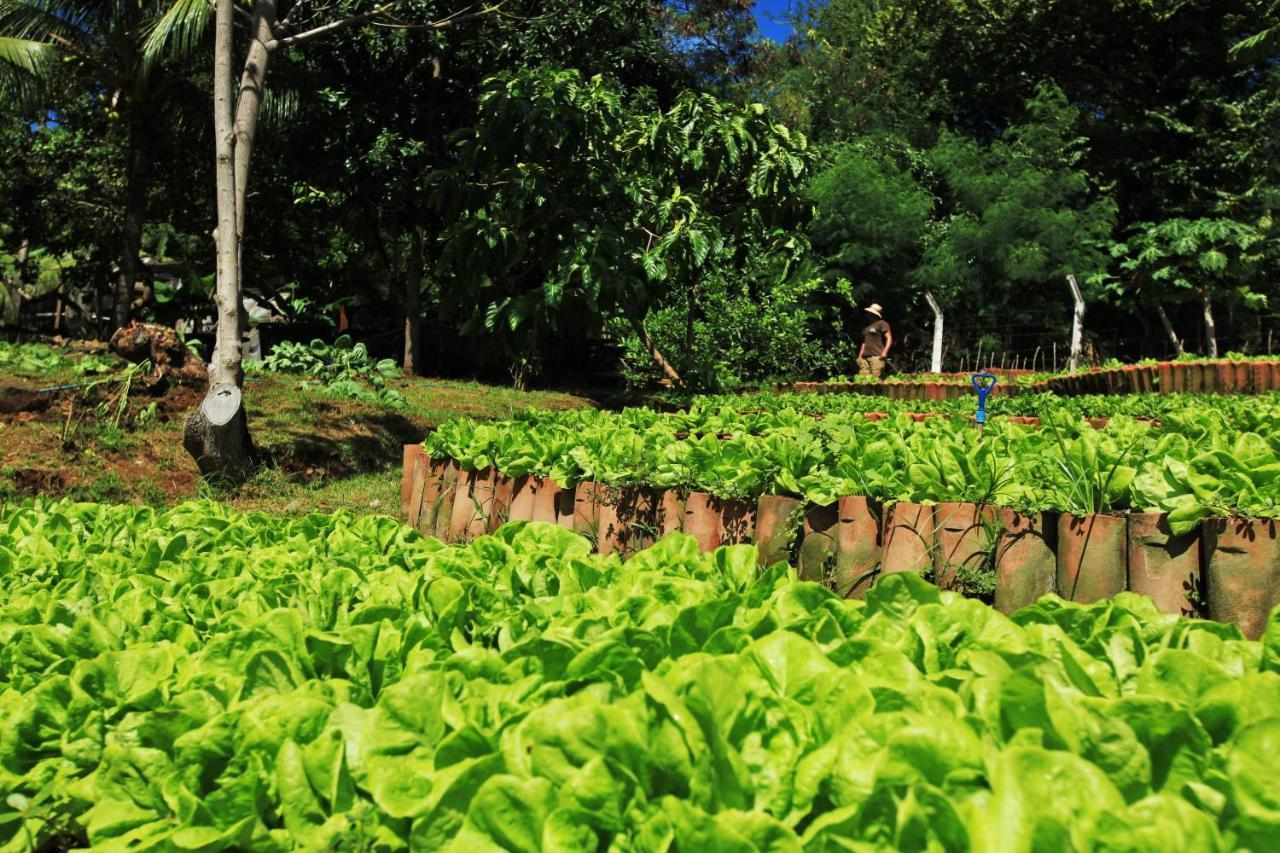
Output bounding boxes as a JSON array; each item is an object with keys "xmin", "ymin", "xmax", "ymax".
[
  {"xmin": 1067, "ymin": 274, "xmax": 1085, "ymax": 373},
  {"xmin": 924, "ymin": 291, "xmax": 944, "ymax": 374}
]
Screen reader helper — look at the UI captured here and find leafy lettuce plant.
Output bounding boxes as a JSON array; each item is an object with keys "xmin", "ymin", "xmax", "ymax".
[
  {"xmin": 1, "ymin": 500, "xmax": 1279, "ymax": 849},
  {"xmin": 253, "ymin": 335, "xmax": 406, "ymax": 407}
]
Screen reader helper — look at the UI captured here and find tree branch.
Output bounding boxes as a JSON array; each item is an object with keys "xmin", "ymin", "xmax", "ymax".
[
  {"xmin": 272, "ymin": 0, "xmax": 309, "ymax": 35},
  {"xmin": 265, "ymin": 1, "xmax": 504, "ymax": 50}
]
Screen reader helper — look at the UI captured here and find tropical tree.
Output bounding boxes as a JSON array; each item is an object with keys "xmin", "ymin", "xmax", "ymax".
[
  {"xmin": 183, "ymin": 0, "xmax": 504, "ymax": 480},
  {"xmin": 0, "ymin": 31, "xmax": 48, "ymax": 96},
  {"xmin": 656, "ymin": 0, "xmax": 762, "ymax": 95},
  {"xmin": 278, "ymin": 0, "xmax": 685, "ymax": 376},
  {"xmin": 0, "ymin": 0, "xmax": 208, "ymax": 330},
  {"xmin": 434, "ymin": 67, "xmax": 812, "ymax": 386},
  {"xmin": 1113, "ymin": 218, "xmax": 1267, "ymax": 357},
  {"xmin": 915, "ymin": 84, "xmax": 1117, "ymax": 326},
  {"xmin": 806, "ymin": 134, "xmax": 933, "ymax": 307}
]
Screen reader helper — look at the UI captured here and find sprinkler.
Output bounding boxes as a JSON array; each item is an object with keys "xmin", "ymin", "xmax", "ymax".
[{"xmin": 972, "ymin": 372, "xmax": 998, "ymax": 431}]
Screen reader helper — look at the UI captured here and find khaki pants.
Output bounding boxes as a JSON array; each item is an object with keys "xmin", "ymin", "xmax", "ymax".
[{"xmin": 857, "ymin": 356, "xmax": 886, "ymax": 378}]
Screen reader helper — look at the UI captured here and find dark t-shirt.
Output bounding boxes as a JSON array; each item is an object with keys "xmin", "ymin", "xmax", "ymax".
[{"xmin": 862, "ymin": 319, "xmax": 890, "ymax": 356}]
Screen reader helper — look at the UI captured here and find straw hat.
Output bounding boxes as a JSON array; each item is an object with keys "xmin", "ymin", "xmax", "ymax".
[{"xmin": 865, "ymin": 303, "xmax": 883, "ymax": 318}]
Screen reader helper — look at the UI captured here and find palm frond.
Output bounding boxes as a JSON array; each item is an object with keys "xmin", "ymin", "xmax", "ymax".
[
  {"xmin": 1229, "ymin": 23, "xmax": 1280, "ymax": 63},
  {"xmin": 0, "ymin": 33, "xmax": 49, "ymax": 70},
  {"xmin": 260, "ymin": 84, "xmax": 300, "ymax": 131},
  {"xmin": 0, "ymin": 0, "xmax": 94, "ymax": 54},
  {"xmin": 141, "ymin": 0, "xmax": 212, "ymax": 69},
  {"xmin": 0, "ymin": 33, "xmax": 51, "ymax": 105}
]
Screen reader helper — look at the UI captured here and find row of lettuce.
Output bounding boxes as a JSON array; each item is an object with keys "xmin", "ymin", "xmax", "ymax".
[
  {"xmin": 687, "ymin": 390, "xmax": 1280, "ymax": 423},
  {"xmin": 1, "ymin": 500, "xmax": 1279, "ymax": 849},
  {"xmin": 426, "ymin": 400, "xmax": 1280, "ymax": 534},
  {"xmin": 786, "ymin": 354, "xmax": 1280, "ymax": 389}
]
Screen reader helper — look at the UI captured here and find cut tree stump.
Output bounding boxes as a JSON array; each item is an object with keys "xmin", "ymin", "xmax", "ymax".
[
  {"xmin": 183, "ymin": 383, "xmax": 256, "ymax": 482},
  {"xmin": 110, "ymin": 321, "xmax": 208, "ymax": 392}
]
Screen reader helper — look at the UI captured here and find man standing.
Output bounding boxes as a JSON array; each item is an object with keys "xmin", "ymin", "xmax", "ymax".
[{"xmin": 857, "ymin": 303, "xmax": 892, "ymax": 378}]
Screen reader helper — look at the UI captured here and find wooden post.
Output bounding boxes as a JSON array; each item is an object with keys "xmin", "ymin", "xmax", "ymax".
[
  {"xmin": 1067, "ymin": 274, "xmax": 1085, "ymax": 373},
  {"xmin": 924, "ymin": 291, "xmax": 944, "ymax": 374}
]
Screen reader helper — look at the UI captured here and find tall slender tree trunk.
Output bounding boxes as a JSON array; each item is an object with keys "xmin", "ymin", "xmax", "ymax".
[
  {"xmin": 404, "ymin": 225, "xmax": 423, "ymax": 374},
  {"xmin": 184, "ymin": 0, "xmax": 255, "ymax": 482},
  {"xmin": 114, "ymin": 109, "xmax": 149, "ymax": 331},
  {"xmin": 1152, "ymin": 298, "xmax": 1183, "ymax": 357},
  {"xmin": 233, "ymin": 0, "xmax": 277, "ymax": 241},
  {"xmin": 628, "ymin": 312, "xmax": 680, "ymax": 385},
  {"xmin": 185, "ymin": 0, "xmax": 495, "ymax": 480},
  {"xmin": 210, "ymin": 0, "xmax": 240, "ymax": 388},
  {"xmin": 1203, "ymin": 291, "xmax": 1218, "ymax": 358}
]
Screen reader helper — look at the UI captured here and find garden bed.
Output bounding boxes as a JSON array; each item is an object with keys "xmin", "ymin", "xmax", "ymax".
[
  {"xmin": 404, "ymin": 393, "xmax": 1280, "ymax": 637},
  {"xmin": 402, "ymin": 445, "xmax": 1280, "ymax": 637},
  {"xmin": 775, "ymin": 357, "xmax": 1280, "ymax": 398}
]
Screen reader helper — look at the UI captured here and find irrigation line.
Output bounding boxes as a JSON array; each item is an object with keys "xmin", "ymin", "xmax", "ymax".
[{"xmin": 36, "ymin": 373, "xmax": 261, "ymax": 394}]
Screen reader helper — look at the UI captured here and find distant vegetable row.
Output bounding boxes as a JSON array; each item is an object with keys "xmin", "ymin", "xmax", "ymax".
[
  {"xmin": 776, "ymin": 357, "xmax": 1280, "ymax": 398},
  {"xmin": 3, "ymin": 500, "xmax": 1280, "ymax": 849},
  {"xmin": 688, "ymin": 390, "xmax": 1280, "ymax": 423}
]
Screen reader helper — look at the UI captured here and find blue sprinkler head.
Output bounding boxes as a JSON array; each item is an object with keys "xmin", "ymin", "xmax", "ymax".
[{"xmin": 971, "ymin": 372, "xmax": 998, "ymax": 425}]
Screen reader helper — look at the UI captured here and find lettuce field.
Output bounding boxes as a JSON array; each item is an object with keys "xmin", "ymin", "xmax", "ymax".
[
  {"xmin": 424, "ymin": 398, "xmax": 1280, "ymax": 531},
  {"xmin": 2, "ymin": 500, "xmax": 1279, "ymax": 850}
]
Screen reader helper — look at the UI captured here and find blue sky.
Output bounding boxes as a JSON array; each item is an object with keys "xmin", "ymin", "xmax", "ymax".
[{"xmin": 754, "ymin": 0, "xmax": 797, "ymax": 42}]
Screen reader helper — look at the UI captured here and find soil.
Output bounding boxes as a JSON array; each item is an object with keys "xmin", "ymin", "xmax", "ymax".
[
  {"xmin": 0, "ymin": 380, "xmax": 51, "ymax": 414},
  {"xmin": 4, "ymin": 378, "xmax": 431, "ymax": 504},
  {"xmin": 9, "ymin": 468, "xmax": 67, "ymax": 493},
  {"xmin": 2, "ymin": 352, "xmax": 598, "ymax": 511},
  {"xmin": 1, "ymin": 379, "xmax": 210, "ymax": 502},
  {"xmin": 156, "ymin": 384, "xmax": 205, "ymax": 420}
]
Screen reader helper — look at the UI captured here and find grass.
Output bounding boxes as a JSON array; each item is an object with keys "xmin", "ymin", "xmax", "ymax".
[{"xmin": 0, "ymin": 370, "xmax": 595, "ymax": 516}]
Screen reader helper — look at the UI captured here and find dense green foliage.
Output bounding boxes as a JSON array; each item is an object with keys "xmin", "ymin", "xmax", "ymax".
[
  {"xmin": 2, "ymin": 1, "xmax": 1278, "ymax": 387},
  {"xmin": 2, "ymin": 500, "xmax": 1280, "ymax": 849},
  {"xmin": 434, "ymin": 67, "xmax": 811, "ymax": 379},
  {"xmin": 426, "ymin": 398, "xmax": 1280, "ymax": 530}
]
